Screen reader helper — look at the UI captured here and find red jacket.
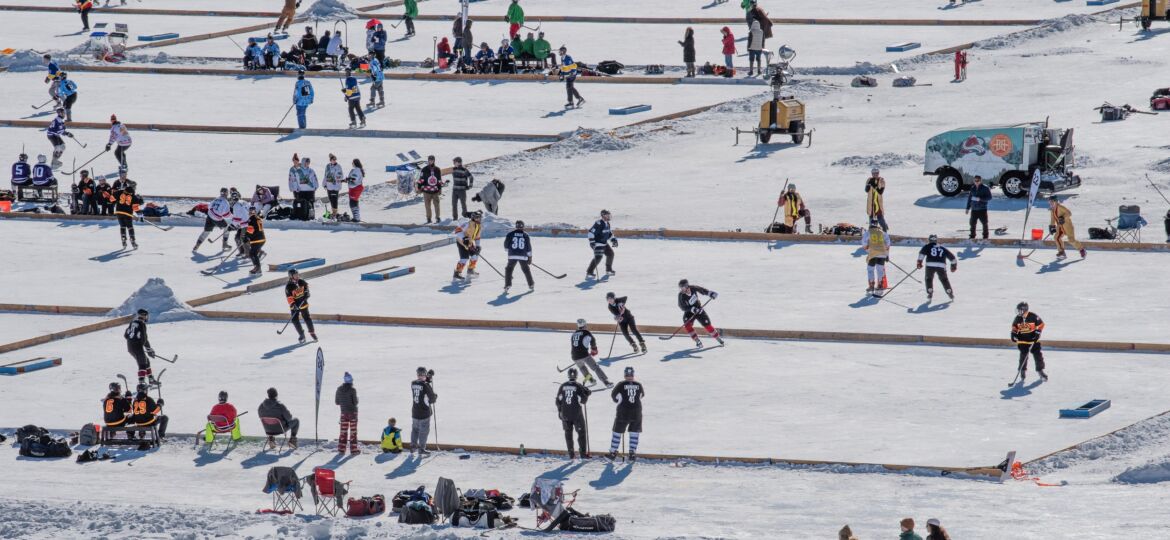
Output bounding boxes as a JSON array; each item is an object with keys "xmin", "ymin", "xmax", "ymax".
[
  {"xmin": 438, "ymin": 38, "xmax": 452, "ymax": 55},
  {"xmin": 721, "ymin": 28, "xmax": 736, "ymax": 55},
  {"xmin": 209, "ymin": 403, "xmax": 238, "ymax": 428}
]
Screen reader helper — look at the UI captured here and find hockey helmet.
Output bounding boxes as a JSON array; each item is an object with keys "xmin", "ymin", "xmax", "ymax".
[
  {"xmin": 136, "ymin": 383, "xmax": 148, "ymax": 395},
  {"xmin": 1016, "ymin": 301, "xmax": 1029, "ymax": 315},
  {"xmin": 18, "ymin": 153, "xmax": 27, "ymax": 162},
  {"xmin": 624, "ymin": 366, "xmax": 635, "ymax": 378},
  {"xmin": 870, "ymin": 167, "xmax": 880, "ymax": 175},
  {"xmin": 219, "ymin": 187, "xmax": 229, "ymax": 196},
  {"xmin": 110, "ymin": 114, "xmax": 118, "ymax": 123},
  {"xmin": 787, "ymin": 183, "xmax": 796, "ymax": 191},
  {"xmin": 54, "ymin": 107, "xmax": 65, "ymax": 115},
  {"xmin": 470, "ymin": 210, "xmax": 483, "ymax": 221},
  {"xmin": 36, "ymin": 154, "xmax": 46, "ymax": 164},
  {"xmin": 287, "ymin": 268, "xmax": 298, "ymax": 276},
  {"xmin": 567, "ymin": 367, "xmax": 578, "ymax": 381},
  {"xmin": 928, "ymin": 234, "xmax": 938, "ymax": 243},
  {"xmin": 59, "ymin": 71, "xmax": 68, "ymax": 79},
  {"xmin": 576, "ymin": 318, "xmax": 587, "ymax": 329},
  {"xmin": 109, "ymin": 381, "xmax": 121, "ymax": 393},
  {"xmin": 678, "ymin": 278, "xmax": 690, "ymax": 289},
  {"xmin": 515, "ymin": 220, "xmax": 525, "ymax": 230},
  {"xmin": 217, "ymin": 390, "xmax": 228, "ymax": 403},
  {"xmin": 600, "ymin": 209, "xmax": 611, "ymax": 218},
  {"xmin": 137, "ymin": 308, "xmax": 149, "ymax": 317}
]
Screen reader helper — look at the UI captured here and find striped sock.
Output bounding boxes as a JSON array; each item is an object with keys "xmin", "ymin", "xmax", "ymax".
[
  {"xmin": 629, "ymin": 432, "xmax": 640, "ymax": 453},
  {"xmin": 609, "ymin": 432, "xmax": 621, "ymax": 453}
]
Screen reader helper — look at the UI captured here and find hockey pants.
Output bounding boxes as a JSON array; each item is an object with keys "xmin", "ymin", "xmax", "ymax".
[
  {"xmin": 586, "ymin": 245, "xmax": 614, "ymax": 275},
  {"xmin": 924, "ymin": 267, "xmax": 952, "ymax": 295},
  {"xmin": 619, "ymin": 316, "xmax": 645, "ymax": 347},
  {"xmin": 562, "ymin": 415, "xmax": 587, "ymax": 455},
  {"xmin": 117, "ymin": 215, "xmax": 136, "ymax": 244},
  {"xmin": 1017, "ymin": 342, "xmax": 1045, "ymax": 374},
  {"xmin": 684, "ymin": 311, "xmax": 720, "ymax": 341},
  {"xmin": 129, "ymin": 342, "xmax": 151, "ymax": 380},
  {"xmin": 504, "ymin": 259, "xmax": 534, "ymax": 288},
  {"xmin": 866, "ymin": 258, "xmax": 887, "ymax": 287},
  {"xmin": 114, "ymin": 144, "xmax": 130, "ymax": 169},
  {"xmin": 290, "ymin": 307, "xmax": 315, "ymax": 338}
]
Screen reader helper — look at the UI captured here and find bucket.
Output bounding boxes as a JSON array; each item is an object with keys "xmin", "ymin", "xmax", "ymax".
[
  {"xmin": 1031, "ymin": 228, "xmax": 1043, "ymax": 240},
  {"xmin": 0, "ymin": 200, "xmax": 11, "ymax": 212}
]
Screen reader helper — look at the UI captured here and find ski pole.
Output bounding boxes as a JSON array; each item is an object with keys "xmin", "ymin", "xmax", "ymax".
[
  {"xmin": 530, "ymin": 261, "xmax": 566, "ymax": 279},
  {"xmin": 276, "ymin": 103, "xmax": 295, "ymax": 129},
  {"xmin": 474, "ymin": 252, "xmax": 505, "ymax": 278},
  {"xmin": 877, "ymin": 267, "xmax": 919, "ymax": 302},
  {"xmin": 62, "ymin": 149, "xmax": 107, "ymax": 175},
  {"xmin": 887, "ymin": 259, "xmax": 922, "ymax": 283},
  {"xmin": 66, "ymin": 133, "xmax": 88, "ymax": 148},
  {"xmin": 658, "ymin": 298, "xmax": 715, "ymax": 340}
]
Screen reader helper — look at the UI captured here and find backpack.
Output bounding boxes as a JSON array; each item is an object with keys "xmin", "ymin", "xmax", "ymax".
[
  {"xmin": 397, "ymin": 501, "xmax": 436, "ymax": 524},
  {"xmin": 392, "ymin": 487, "xmax": 431, "ymax": 511},
  {"xmin": 766, "ymin": 222, "xmax": 793, "ymax": 234},
  {"xmin": 79, "ymin": 423, "xmax": 100, "ymax": 446},
  {"xmin": 700, "ymin": 62, "xmax": 715, "ymax": 75},
  {"xmin": 142, "ymin": 203, "xmax": 169, "ymax": 217},
  {"xmin": 346, "ymin": 494, "xmax": 386, "ymax": 517},
  {"xmin": 828, "ymin": 223, "xmax": 863, "ymax": 236},
  {"xmin": 892, "ymin": 76, "xmax": 917, "ymax": 87},
  {"xmin": 644, "ymin": 64, "xmax": 664, "ymax": 75},
  {"xmin": 1098, "ymin": 104, "xmax": 1127, "ymax": 122},
  {"xmin": 20, "ymin": 434, "xmax": 72, "ymax": 458},
  {"xmin": 851, "ymin": 75, "xmax": 878, "ymax": 87},
  {"xmin": 595, "ymin": 60, "xmax": 624, "ymax": 75},
  {"xmin": 15, "ymin": 425, "xmax": 48, "ymax": 444},
  {"xmin": 267, "ymin": 206, "xmax": 293, "ymax": 220},
  {"xmin": 1089, "ymin": 227, "xmax": 1115, "ymax": 240}
]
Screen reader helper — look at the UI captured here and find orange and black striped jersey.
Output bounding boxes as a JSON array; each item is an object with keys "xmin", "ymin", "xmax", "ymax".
[
  {"xmin": 246, "ymin": 214, "xmax": 266, "ymax": 244},
  {"xmin": 286, "ymin": 278, "xmax": 309, "ymax": 308},
  {"xmin": 1011, "ymin": 312, "xmax": 1045, "ymax": 343},
  {"xmin": 103, "ymin": 393, "xmax": 131, "ymax": 426},
  {"xmin": 112, "ymin": 189, "xmax": 141, "ymax": 218}
]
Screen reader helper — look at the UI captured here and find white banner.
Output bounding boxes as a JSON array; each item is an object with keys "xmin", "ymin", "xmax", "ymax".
[{"xmin": 315, "ymin": 347, "xmax": 324, "ymax": 442}]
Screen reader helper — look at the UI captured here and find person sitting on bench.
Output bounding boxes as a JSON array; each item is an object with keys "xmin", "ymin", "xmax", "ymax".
[
  {"xmin": 11, "ymin": 152, "xmax": 31, "ymax": 186},
  {"xmin": 517, "ymin": 32, "xmax": 537, "ymax": 70},
  {"xmin": 206, "ymin": 390, "xmax": 242, "ymax": 443},
  {"xmin": 102, "ymin": 381, "xmax": 132, "ymax": 432},
  {"xmin": 252, "ymin": 185, "xmax": 276, "ymax": 216},
  {"xmin": 32, "ymin": 155, "xmax": 56, "ymax": 186},
  {"xmin": 258, "ymin": 387, "xmax": 300, "ymax": 449},
  {"xmin": 129, "ymin": 383, "xmax": 168, "ymax": 440},
  {"xmin": 299, "ymin": 26, "xmax": 318, "ymax": 57},
  {"xmin": 244, "ymin": 40, "xmax": 263, "ymax": 70},
  {"xmin": 474, "ymin": 42, "xmax": 495, "ymax": 74},
  {"xmin": 496, "ymin": 38, "xmax": 516, "ymax": 74}
]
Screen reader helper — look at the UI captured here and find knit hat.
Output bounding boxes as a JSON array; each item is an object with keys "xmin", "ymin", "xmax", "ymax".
[{"xmin": 343, "ymin": 372, "xmax": 353, "ymax": 384}]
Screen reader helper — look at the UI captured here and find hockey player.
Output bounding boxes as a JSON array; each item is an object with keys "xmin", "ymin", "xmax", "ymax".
[
  {"xmin": 11, "ymin": 153, "xmax": 31, "ymax": 186},
  {"xmin": 96, "ymin": 177, "xmax": 112, "ymax": 215},
  {"xmin": 452, "ymin": 210, "xmax": 483, "ymax": 280},
  {"xmin": 585, "ymin": 209, "xmax": 617, "ymax": 279},
  {"xmin": 558, "ymin": 46, "xmax": 584, "ymax": 108},
  {"xmin": 503, "ymin": 220, "xmax": 534, "ymax": 293},
  {"xmin": 43, "ymin": 54, "xmax": 61, "ymax": 104},
  {"xmin": 862, "ymin": 221, "xmax": 891, "ymax": 296},
  {"xmin": 293, "ymin": 70, "xmax": 314, "ymax": 129},
  {"xmin": 410, "ymin": 367, "xmax": 437, "ymax": 455},
  {"xmin": 46, "ymin": 107, "xmax": 69, "ymax": 170},
  {"xmin": 1048, "ymin": 197, "xmax": 1086, "ymax": 260},
  {"xmin": 228, "ymin": 190, "xmax": 250, "ymax": 258},
  {"xmin": 102, "ymin": 381, "xmax": 132, "ymax": 429},
  {"xmin": 111, "ymin": 177, "xmax": 142, "ymax": 249},
  {"xmin": 57, "ymin": 73, "xmax": 78, "ymax": 122},
  {"xmin": 193, "ymin": 188, "xmax": 231, "ymax": 252},
  {"xmin": 1010, "ymin": 302, "xmax": 1047, "ymax": 382},
  {"xmin": 205, "ymin": 391, "xmax": 242, "ymax": 443},
  {"xmin": 677, "ymin": 279, "xmax": 723, "ymax": 347},
  {"xmin": 285, "ymin": 269, "xmax": 317, "ymax": 344},
  {"xmin": 346, "ymin": 158, "xmax": 365, "ymax": 222},
  {"xmin": 322, "ymin": 153, "xmax": 344, "ymax": 220},
  {"xmin": 245, "ymin": 206, "xmax": 267, "ymax": 274},
  {"xmin": 105, "ymin": 115, "xmax": 132, "ymax": 171},
  {"xmin": 367, "ymin": 54, "xmax": 385, "ymax": 108},
  {"xmin": 570, "ymin": 319, "xmax": 612, "ymax": 388},
  {"xmin": 32, "ymin": 155, "xmax": 56, "ymax": 187},
  {"xmin": 77, "ymin": 170, "xmax": 97, "ymax": 214},
  {"xmin": 129, "ymin": 383, "xmax": 168, "ymax": 439},
  {"xmin": 916, "ymin": 234, "xmax": 957, "ymax": 301},
  {"xmin": 606, "ymin": 292, "xmax": 646, "ymax": 354},
  {"xmin": 556, "ymin": 367, "xmax": 592, "ymax": 459},
  {"xmin": 607, "ymin": 366, "xmax": 643, "ymax": 462},
  {"xmin": 780, "ymin": 183, "xmax": 813, "ymax": 233},
  {"xmin": 342, "ymin": 69, "xmax": 366, "ymax": 128},
  {"xmin": 124, "ymin": 308, "xmax": 156, "ymax": 385},
  {"xmin": 865, "ymin": 168, "xmax": 888, "ymax": 231}
]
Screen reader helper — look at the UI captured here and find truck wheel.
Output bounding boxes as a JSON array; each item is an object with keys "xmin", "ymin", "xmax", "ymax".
[
  {"xmin": 1001, "ymin": 172, "xmax": 1027, "ymax": 198},
  {"xmin": 789, "ymin": 121, "xmax": 804, "ymax": 145},
  {"xmin": 935, "ymin": 171, "xmax": 963, "ymax": 197},
  {"xmin": 759, "ymin": 131, "xmax": 772, "ymax": 144}
]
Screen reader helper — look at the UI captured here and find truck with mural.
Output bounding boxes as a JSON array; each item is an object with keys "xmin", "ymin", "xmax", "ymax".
[{"xmin": 922, "ymin": 122, "xmax": 1082, "ymax": 198}]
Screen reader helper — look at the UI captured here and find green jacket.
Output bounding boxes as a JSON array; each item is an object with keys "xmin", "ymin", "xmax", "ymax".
[
  {"xmin": 506, "ymin": 2, "xmax": 525, "ymax": 24},
  {"xmin": 741, "ymin": 0, "xmax": 753, "ymax": 13},
  {"xmin": 899, "ymin": 532, "xmax": 923, "ymax": 540},
  {"xmin": 404, "ymin": 0, "xmax": 417, "ymax": 18},
  {"xmin": 521, "ymin": 36, "xmax": 536, "ymax": 56},
  {"xmin": 533, "ymin": 38, "xmax": 550, "ymax": 59},
  {"xmin": 511, "ymin": 37, "xmax": 526, "ymax": 56}
]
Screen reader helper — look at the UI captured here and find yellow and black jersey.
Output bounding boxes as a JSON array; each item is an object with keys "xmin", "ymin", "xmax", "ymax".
[
  {"xmin": 103, "ymin": 393, "xmax": 131, "ymax": 426},
  {"xmin": 454, "ymin": 219, "xmax": 482, "ymax": 247},
  {"xmin": 1011, "ymin": 312, "xmax": 1045, "ymax": 344},
  {"xmin": 130, "ymin": 395, "xmax": 161, "ymax": 426},
  {"xmin": 112, "ymin": 189, "xmax": 142, "ymax": 218},
  {"xmin": 246, "ymin": 214, "xmax": 266, "ymax": 244},
  {"xmin": 285, "ymin": 278, "xmax": 310, "ymax": 309}
]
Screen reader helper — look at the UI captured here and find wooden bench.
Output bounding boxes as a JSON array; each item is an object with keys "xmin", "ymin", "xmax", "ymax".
[{"xmin": 101, "ymin": 424, "xmax": 160, "ymax": 448}]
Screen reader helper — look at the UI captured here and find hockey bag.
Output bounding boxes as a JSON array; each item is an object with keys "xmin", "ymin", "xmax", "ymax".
[
  {"xmin": 463, "ymin": 489, "xmax": 515, "ymax": 511},
  {"xmin": 892, "ymin": 76, "xmax": 917, "ymax": 87},
  {"xmin": 595, "ymin": 60, "xmax": 624, "ymax": 75},
  {"xmin": 827, "ymin": 222, "xmax": 864, "ymax": 236},
  {"xmin": 644, "ymin": 64, "xmax": 664, "ymax": 75},
  {"xmin": 553, "ymin": 507, "xmax": 617, "ymax": 532},
  {"xmin": 851, "ymin": 75, "xmax": 878, "ymax": 87},
  {"xmin": 1152, "ymin": 88, "xmax": 1170, "ymax": 110},
  {"xmin": 391, "ymin": 486, "xmax": 431, "ymax": 512},
  {"xmin": 1088, "ymin": 227, "xmax": 1115, "ymax": 240},
  {"xmin": 79, "ymin": 423, "xmax": 100, "ymax": 446},
  {"xmin": 15, "ymin": 425, "xmax": 48, "ymax": 444},
  {"xmin": 20, "ymin": 434, "xmax": 72, "ymax": 458},
  {"xmin": 346, "ymin": 494, "xmax": 386, "ymax": 517},
  {"xmin": 397, "ymin": 500, "xmax": 436, "ymax": 524},
  {"xmin": 766, "ymin": 222, "xmax": 794, "ymax": 234}
]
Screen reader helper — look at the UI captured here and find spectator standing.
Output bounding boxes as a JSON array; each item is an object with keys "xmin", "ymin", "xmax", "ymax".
[
  {"xmin": 371, "ymin": 23, "xmax": 388, "ymax": 64},
  {"xmin": 293, "ymin": 70, "xmax": 314, "ymax": 129},
  {"xmin": 925, "ymin": 518, "xmax": 951, "ymax": 540},
  {"xmin": 720, "ymin": 27, "xmax": 736, "ymax": 77},
  {"xmin": 965, "ymin": 174, "xmax": 992, "ymax": 240},
  {"xmin": 417, "ymin": 155, "xmax": 444, "ymax": 223},
  {"xmin": 409, "ymin": 367, "xmax": 437, "ymax": 455},
  {"xmin": 75, "ymin": 0, "xmax": 93, "ymax": 31},
  {"xmin": 450, "ymin": 157, "xmax": 474, "ymax": 218},
  {"xmin": 900, "ymin": 518, "xmax": 924, "ymax": 540},
  {"xmin": 323, "ymin": 154, "xmax": 344, "ymax": 220},
  {"xmin": 747, "ymin": 20, "xmax": 764, "ymax": 76},
  {"xmin": 346, "ymin": 158, "xmax": 365, "ymax": 222},
  {"xmin": 679, "ymin": 27, "xmax": 696, "ymax": 77},
  {"xmin": 335, "ymin": 372, "xmax": 359, "ymax": 454}
]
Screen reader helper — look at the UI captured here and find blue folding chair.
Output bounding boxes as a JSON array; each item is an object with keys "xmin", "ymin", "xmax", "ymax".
[{"xmin": 1106, "ymin": 205, "xmax": 1146, "ymax": 243}]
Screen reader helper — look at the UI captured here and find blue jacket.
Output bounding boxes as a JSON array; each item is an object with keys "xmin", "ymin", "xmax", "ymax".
[
  {"xmin": 476, "ymin": 48, "xmax": 495, "ymax": 61},
  {"xmin": 560, "ymin": 54, "xmax": 578, "ymax": 79},
  {"xmin": 504, "ymin": 230, "xmax": 532, "ymax": 260},
  {"xmin": 966, "ymin": 183, "xmax": 992, "ymax": 211},
  {"xmin": 46, "ymin": 61, "xmax": 60, "ymax": 78},
  {"xmin": 47, "ymin": 117, "xmax": 67, "ymax": 137},
  {"xmin": 372, "ymin": 29, "xmax": 387, "ymax": 51},
  {"xmin": 245, "ymin": 44, "xmax": 263, "ymax": 62},
  {"xmin": 58, "ymin": 79, "xmax": 77, "ymax": 98},
  {"xmin": 12, "ymin": 162, "xmax": 31, "ymax": 183},
  {"xmin": 294, "ymin": 79, "xmax": 314, "ymax": 106},
  {"xmin": 368, "ymin": 59, "xmax": 384, "ymax": 83},
  {"xmin": 497, "ymin": 45, "xmax": 514, "ymax": 60},
  {"xmin": 263, "ymin": 42, "xmax": 280, "ymax": 56},
  {"xmin": 343, "ymin": 76, "xmax": 361, "ymax": 101},
  {"xmin": 32, "ymin": 163, "xmax": 54, "ymax": 184}
]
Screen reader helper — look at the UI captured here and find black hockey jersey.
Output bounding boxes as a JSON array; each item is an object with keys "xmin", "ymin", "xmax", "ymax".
[
  {"xmin": 917, "ymin": 243, "xmax": 956, "ymax": 269},
  {"xmin": 1011, "ymin": 312, "xmax": 1044, "ymax": 344},
  {"xmin": 607, "ymin": 296, "xmax": 632, "ymax": 322},
  {"xmin": 285, "ymin": 278, "xmax": 310, "ymax": 309},
  {"xmin": 678, "ymin": 285, "xmax": 714, "ymax": 315},
  {"xmin": 504, "ymin": 230, "xmax": 532, "ymax": 260},
  {"xmin": 570, "ymin": 329, "xmax": 596, "ymax": 359},
  {"xmin": 124, "ymin": 318, "xmax": 150, "ymax": 346},
  {"xmin": 130, "ymin": 395, "xmax": 162, "ymax": 425},
  {"xmin": 410, "ymin": 379, "xmax": 437, "ymax": 419},
  {"xmin": 588, "ymin": 219, "xmax": 612, "ymax": 247},
  {"xmin": 611, "ymin": 381, "xmax": 644, "ymax": 417},
  {"xmin": 556, "ymin": 381, "xmax": 591, "ymax": 421},
  {"xmin": 103, "ymin": 392, "xmax": 131, "ymax": 426}
]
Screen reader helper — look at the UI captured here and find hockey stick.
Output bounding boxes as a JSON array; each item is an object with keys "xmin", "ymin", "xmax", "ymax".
[
  {"xmin": 522, "ymin": 21, "xmax": 541, "ymax": 32},
  {"xmin": 66, "ymin": 132, "xmax": 87, "ymax": 148},
  {"xmin": 1146, "ymin": 174, "xmax": 1170, "ymax": 205},
  {"xmin": 31, "ymin": 98, "xmax": 56, "ymax": 110},
  {"xmin": 117, "ymin": 373, "xmax": 130, "ymax": 393},
  {"xmin": 1017, "ymin": 231, "xmax": 1052, "ymax": 260},
  {"xmin": 62, "ymin": 149, "xmax": 107, "ymax": 175},
  {"xmin": 138, "ymin": 216, "xmax": 173, "ymax": 232},
  {"xmin": 391, "ymin": 16, "xmax": 405, "ymax": 29},
  {"xmin": 474, "ymin": 252, "xmax": 506, "ymax": 278},
  {"xmin": 149, "ymin": 351, "xmax": 178, "ymax": 364},
  {"xmin": 557, "ymin": 363, "xmax": 576, "ymax": 372},
  {"xmin": 583, "ymin": 400, "xmax": 590, "ymax": 456},
  {"xmin": 605, "ymin": 328, "xmax": 618, "ymax": 360},
  {"xmin": 767, "ymin": 178, "xmax": 789, "ymax": 231},
  {"xmin": 876, "ymin": 267, "xmax": 918, "ymax": 302},
  {"xmin": 530, "ymin": 262, "xmax": 566, "ymax": 279},
  {"xmin": 200, "ymin": 254, "xmax": 235, "ymax": 276},
  {"xmin": 658, "ymin": 297, "xmax": 715, "ymax": 340},
  {"xmin": 276, "ymin": 103, "xmax": 296, "ymax": 129},
  {"xmin": 1006, "ymin": 344, "xmax": 1031, "ymax": 387},
  {"xmin": 887, "ymin": 259, "xmax": 922, "ymax": 283},
  {"xmin": 276, "ymin": 310, "xmax": 299, "ymax": 335}
]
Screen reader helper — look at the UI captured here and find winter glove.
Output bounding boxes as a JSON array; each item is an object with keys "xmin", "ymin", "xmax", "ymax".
[
  {"xmin": 64, "ymin": 131, "xmax": 73, "ymax": 138},
  {"xmin": 709, "ymin": 291, "xmax": 718, "ymax": 299},
  {"xmin": 950, "ymin": 263, "xmax": 958, "ymax": 272},
  {"xmin": 610, "ymin": 238, "xmax": 618, "ymax": 248},
  {"xmin": 157, "ymin": 398, "xmax": 165, "ymax": 407},
  {"xmin": 916, "ymin": 260, "xmax": 923, "ymax": 269},
  {"xmin": 105, "ymin": 144, "xmax": 112, "ymax": 152},
  {"xmin": 145, "ymin": 347, "xmax": 155, "ymax": 357},
  {"xmin": 1049, "ymin": 225, "xmax": 1056, "ymax": 234},
  {"xmin": 590, "ymin": 348, "xmax": 598, "ymax": 357}
]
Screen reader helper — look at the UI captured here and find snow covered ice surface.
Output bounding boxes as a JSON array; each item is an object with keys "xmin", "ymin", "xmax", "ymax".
[{"xmin": 4, "ymin": 0, "xmax": 1170, "ymax": 537}]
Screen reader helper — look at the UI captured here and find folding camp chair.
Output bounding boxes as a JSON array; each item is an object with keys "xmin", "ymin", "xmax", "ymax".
[
  {"xmin": 530, "ymin": 478, "xmax": 577, "ymax": 531},
  {"xmin": 1105, "ymin": 205, "xmax": 1146, "ymax": 243},
  {"xmin": 202, "ymin": 414, "xmax": 237, "ymax": 449},
  {"xmin": 433, "ymin": 477, "xmax": 461, "ymax": 523},
  {"xmin": 259, "ymin": 417, "xmax": 288, "ymax": 452},
  {"xmin": 262, "ymin": 466, "xmax": 304, "ymax": 514},
  {"xmin": 310, "ymin": 467, "xmax": 350, "ymax": 517}
]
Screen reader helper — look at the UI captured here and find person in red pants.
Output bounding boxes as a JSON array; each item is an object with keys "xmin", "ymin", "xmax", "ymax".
[
  {"xmin": 335, "ymin": 372, "xmax": 359, "ymax": 454},
  {"xmin": 677, "ymin": 280, "xmax": 724, "ymax": 348}
]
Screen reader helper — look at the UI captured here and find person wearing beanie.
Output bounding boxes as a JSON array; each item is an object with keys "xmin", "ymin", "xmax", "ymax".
[
  {"xmin": 293, "ymin": 70, "xmax": 314, "ymax": 129},
  {"xmin": 925, "ymin": 519, "xmax": 950, "ymax": 540},
  {"xmin": 900, "ymin": 518, "xmax": 923, "ymax": 540},
  {"xmin": 258, "ymin": 387, "xmax": 300, "ymax": 450},
  {"xmin": 335, "ymin": 372, "xmax": 359, "ymax": 454},
  {"xmin": 205, "ymin": 390, "xmax": 242, "ymax": 444},
  {"xmin": 381, "ymin": 417, "xmax": 403, "ymax": 453}
]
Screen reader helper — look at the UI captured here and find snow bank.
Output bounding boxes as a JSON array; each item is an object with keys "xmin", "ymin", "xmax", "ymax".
[
  {"xmin": 0, "ymin": 50, "xmax": 47, "ymax": 72},
  {"xmin": 831, "ymin": 153, "xmax": 924, "ymax": 170},
  {"xmin": 107, "ymin": 278, "xmax": 200, "ymax": 323},
  {"xmin": 1150, "ymin": 157, "xmax": 1170, "ymax": 173},
  {"xmin": 1115, "ymin": 460, "xmax": 1170, "ymax": 484},
  {"xmin": 1031, "ymin": 410, "xmax": 1170, "ymax": 474},
  {"xmin": 976, "ymin": 12, "xmax": 1123, "ymax": 51},
  {"xmin": 301, "ymin": 0, "xmax": 361, "ymax": 21}
]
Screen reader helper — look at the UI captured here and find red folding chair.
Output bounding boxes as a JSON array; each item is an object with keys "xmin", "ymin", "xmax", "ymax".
[
  {"xmin": 311, "ymin": 467, "xmax": 350, "ymax": 517},
  {"xmin": 259, "ymin": 416, "xmax": 288, "ymax": 452}
]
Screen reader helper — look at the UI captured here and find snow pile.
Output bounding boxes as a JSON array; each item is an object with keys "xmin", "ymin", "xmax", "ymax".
[
  {"xmin": 477, "ymin": 212, "xmax": 518, "ymax": 235},
  {"xmin": 107, "ymin": 278, "xmax": 200, "ymax": 323},
  {"xmin": 150, "ymin": 52, "xmax": 172, "ymax": 64},
  {"xmin": 0, "ymin": 50, "xmax": 49, "ymax": 72},
  {"xmin": 1150, "ymin": 157, "xmax": 1170, "ymax": 173},
  {"xmin": 559, "ymin": 128, "xmax": 634, "ymax": 154},
  {"xmin": 831, "ymin": 153, "xmax": 923, "ymax": 169},
  {"xmin": 301, "ymin": 0, "xmax": 361, "ymax": 21},
  {"xmin": 1115, "ymin": 460, "xmax": 1170, "ymax": 484},
  {"xmin": 1031, "ymin": 411, "xmax": 1170, "ymax": 473},
  {"xmin": 976, "ymin": 12, "xmax": 1120, "ymax": 51}
]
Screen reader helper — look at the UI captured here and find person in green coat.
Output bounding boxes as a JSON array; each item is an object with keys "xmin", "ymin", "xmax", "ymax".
[
  {"xmin": 510, "ymin": 35, "xmax": 526, "ymax": 68},
  {"xmin": 402, "ymin": 0, "xmax": 417, "ymax": 37},
  {"xmin": 506, "ymin": 0, "xmax": 525, "ymax": 39},
  {"xmin": 519, "ymin": 32, "xmax": 536, "ymax": 68},
  {"xmin": 741, "ymin": 0, "xmax": 757, "ymax": 32},
  {"xmin": 899, "ymin": 518, "xmax": 924, "ymax": 540},
  {"xmin": 534, "ymin": 31, "xmax": 554, "ymax": 68}
]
